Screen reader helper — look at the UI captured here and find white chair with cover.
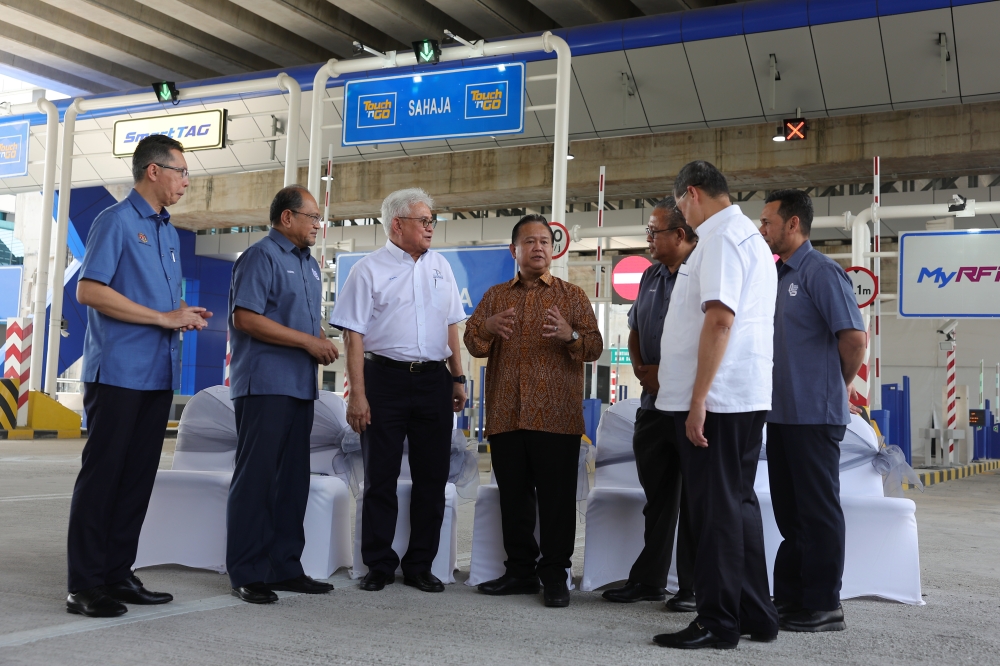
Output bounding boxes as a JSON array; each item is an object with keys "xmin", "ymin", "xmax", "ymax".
[
  {"xmin": 350, "ymin": 430, "xmax": 480, "ymax": 584},
  {"xmin": 134, "ymin": 386, "xmax": 353, "ymax": 580},
  {"xmin": 466, "ymin": 439, "xmax": 592, "ymax": 588}
]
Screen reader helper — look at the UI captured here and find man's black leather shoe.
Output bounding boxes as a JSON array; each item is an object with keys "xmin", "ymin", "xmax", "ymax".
[
  {"xmin": 231, "ymin": 582, "xmax": 278, "ymax": 604},
  {"xmin": 664, "ymin": 589, "xmax": 697, "ymax": 612},
  {"xmin": 66, "ymin": 587, "xmax": 127, "ymax": 618},
  {"xmin": 543, "ymin": 580, "xmax": 570, "ymax": 608},
  {"xmin": 105, "ymin": 574, "xmax": 173, "ymax": 605},
  {"xmin": 653, "ymin": 622, "xmax": 737, "ymax": 650},
  {"xmin": 602, "ymin": 581, "xmax": 666, "ymax": 603},
  {"xmin": 269, "ymin": 574, "xmax": 333, "ymax": 594},
  {"xmin": 478, "ymin": 573, "xmax": 540, "ymax": 596},
  {"xmin": 780, "ymin": 605, "xmax": 846, "ymax": 632},
  {"xmin": 360, "ymin": 570, "xmax": 395, "ymax": 591},
  {"xmin": 741, "ymin": 628, "xmax": 779, "ymax": 643},
  {"xmin": 403, "ymin": 571, "xmax": 445, "ymax": 593},
  {"xmin": 773, "ymin": 598, "xmax": 799, "ymax": 620}
]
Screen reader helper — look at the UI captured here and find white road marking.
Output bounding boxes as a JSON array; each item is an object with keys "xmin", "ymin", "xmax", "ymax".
[{"xmin": 0, "ymin": 494, "xmax": 72, "ymax": 503}]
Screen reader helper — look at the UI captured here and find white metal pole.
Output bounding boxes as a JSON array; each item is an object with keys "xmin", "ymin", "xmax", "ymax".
[
  {"xmin": 595, "ymin": 166, "xmax": 604, "ymax": 299},
  {"xmin": 321, "ymin": 144, "xmax": 332, "ymax": 316},
  {"xmin": 871, "ymin": 156, "xmax": 881, "ymax": 411},
  {"xmin": 29, "ymin": 98, "xmax": 59, "ymax": 393},
  {"xmin": 44, "ymin": 100, "xmax": 80, "ymax": 395},
  {"xmin": 277, "ymin": 73, "xmax": 301, "ymax": 187},
  {"xmin": 546, "ymin": 32, "xmax": 571, "ymax": 281}
]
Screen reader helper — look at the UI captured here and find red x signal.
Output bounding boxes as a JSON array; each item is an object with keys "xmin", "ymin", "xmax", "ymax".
[{"xmin": 783, "ymin": 118, "xmax": 807, "ymax": 141}]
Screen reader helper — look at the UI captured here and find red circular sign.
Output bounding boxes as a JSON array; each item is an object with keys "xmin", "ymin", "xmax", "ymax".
[
  {"xmin": 845, "ymin": 265, "xmax": 879, "ymax": 308},
  {"xmin": 549, "ymin": 221, "xmax": 569, "ymax": 259},
  {"xmin": 612, "ymin": 255, "xmax": 653, "ymax": 302}
]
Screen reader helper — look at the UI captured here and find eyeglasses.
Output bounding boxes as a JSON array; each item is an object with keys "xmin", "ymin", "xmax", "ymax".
[
  {"xmin": 646, "ymin": 226, "xmax": 683, "ymax": 239},
  {"xmin": 397, "ymin": 216, "xmax": 438, "ymax": 229},
  {"xmin": 291, "ymin": 210, "xmax": 322, "ymax": 224},
  {"xmin": 150, "ymin": 163, "xmax": 189, "ymax": 178}
]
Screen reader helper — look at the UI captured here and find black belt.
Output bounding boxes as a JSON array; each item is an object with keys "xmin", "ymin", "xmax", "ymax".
[{"xmin": 364, "ymin": 352, "xmax": 445, "ymax": 373}]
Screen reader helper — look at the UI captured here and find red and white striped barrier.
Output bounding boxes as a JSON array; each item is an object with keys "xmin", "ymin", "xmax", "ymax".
[
  {"xmin": 851, "ymin": 325, "xmax": 871, "ymax": 408},
  {"xmin": 945, "ymin": 330, "xmax": 957, "ymax": 463},
  {"xmin": 4, "ymin": 317, "xmax": 31, "ymax": 427},
  {"xmin": 223, "ymin": 330, "xmax": 231, "ymax": 388}
]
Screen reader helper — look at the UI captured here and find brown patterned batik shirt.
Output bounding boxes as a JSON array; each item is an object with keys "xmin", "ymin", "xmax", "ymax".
[{"xmin": 464, "ymin": 271, "xmax": 603, "ymax": 438}]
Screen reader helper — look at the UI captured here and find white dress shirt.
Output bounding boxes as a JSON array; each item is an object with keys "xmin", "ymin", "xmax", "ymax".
[
  {"xmin": 655, "ymin": 204, "xmax": 777, "ymax": 414},
  {"xmin": 330, "ymin": 239, "xmax": 466, "ymax": 362}
]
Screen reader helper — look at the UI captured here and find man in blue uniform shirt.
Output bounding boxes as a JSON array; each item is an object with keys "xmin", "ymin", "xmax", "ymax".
[
  {"xmin": 759, "ymin": 189, "xmax": 867, "ymax": 633},
  {"xmin": 68, "ymin": 134, "xmax": 212, "ymax": 617},
  {"xmin": 227, "ymin": 185, "xmax": 340, "ymax": 604},
  {"xmin": 602, "ymin": 197, "xmax": 698, "ymax": 611}
]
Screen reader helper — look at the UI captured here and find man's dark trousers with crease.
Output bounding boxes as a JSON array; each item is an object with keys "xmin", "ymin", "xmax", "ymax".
[
  {"xmin": 629, "ymin": 407, "xmax": 694, "ymax": 591},
  {"xmin": 673, "ymin": 409, "xmax": 778, "ymax": 644},
  {"xmin": 767, "ymin": 422, "xmax": 847, "ymax": 611},
  {"xmin": 361, "ymin": 360, "xmax": 452, "ymax": 576},
  {"xmin": 227, "ymin": 395, "xmax": 313, "ymax": 588},
  {"xmin": 488, "ymin": 429, "xmax": 580, "ymax": 587},
  {"xmin": 67, "ymin": 382, "xmax": 172, "ymax": 593}
]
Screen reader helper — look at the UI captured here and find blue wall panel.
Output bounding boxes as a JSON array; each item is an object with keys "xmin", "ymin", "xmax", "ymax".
[
  {"xmin": 682, "ymin": 4, "xmax": 747, "ymax": 41},
  {"xmin": 744, "ymin": 0, "xmax": 811, "ymax": 33}
]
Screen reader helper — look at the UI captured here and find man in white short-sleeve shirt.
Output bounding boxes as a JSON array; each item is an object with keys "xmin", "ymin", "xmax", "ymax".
[
  {"xmin": 652, "ymin": 161, "xmax": 779, "ymax": 651},
  {"xmin": 329, "ymin": 188, "xmax": 467, "ymax": 594}
]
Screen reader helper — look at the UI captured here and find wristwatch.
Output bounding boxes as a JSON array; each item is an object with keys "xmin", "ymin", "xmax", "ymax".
[
  {"xmin": 568, "ymin": 331, "xmax": 580, "ymax": 342},
  {"xmin": 453, "ymin": 375, "xmax": 467, "ymax": 384}
]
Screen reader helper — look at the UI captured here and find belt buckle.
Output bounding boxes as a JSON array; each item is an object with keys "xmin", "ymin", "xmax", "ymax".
[{"xmin": 409, "ymin": 362, "xmax": 419, "ymax": 372}]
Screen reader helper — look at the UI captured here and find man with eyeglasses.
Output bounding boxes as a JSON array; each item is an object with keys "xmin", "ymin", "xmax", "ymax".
[
  {"xmin": 330, "ymin": 188, "xmax": 467, "ymax": 594},
  {"xmin": 226, "ymin": 185, "xmax": 340, "ymax": 604},
  {"xmin": 68, "ymin": 134, "xmax": 211, "ymax": 617},
  {"xmin": 602, "ymin": 197, "xmax": 699, "ymax": 612}
]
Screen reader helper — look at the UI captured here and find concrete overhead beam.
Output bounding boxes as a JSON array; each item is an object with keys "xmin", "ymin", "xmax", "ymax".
[
  {"xmin": 425, "ymin": 0, "xmax": 558, "ymax": 36},
  {"xmin": 527, "ymin": 0, "xmax": 642, "ymax": 26},
  {"xmin": 0, "ymin": 0, "xmax": 220, "ymax": 82},
  {"xmin": 167, "ymin": 101, "xmax": 1000, "ymax": 230},
  {"xmin": 0, "ymin": 48, "xmax": 112, "ymax": 95},
  {"xmin": 159, "ymin": 0, "xmax": 336, "ymax": 66},
  {"xmin": 60, "ymin": 0, "xmax": 280, "ymax": 74},
  {"xmin": 328, "ymin": 0, "xmax": 480, "ymax": 46},
  {"xmin": 232, "ymin": 0, "xmax": 402, "ymax": 59},
  {"xmin": 0, "ymin": 22, "xmax": 149, "ymax": 90}
]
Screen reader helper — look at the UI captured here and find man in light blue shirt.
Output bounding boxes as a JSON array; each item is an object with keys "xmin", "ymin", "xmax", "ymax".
[
  {"xmin": 226, "ymin": 185, "xmax": 339, "ymax": 604},
  {"xmin": 759, "ymin": 189, "xmax": 866, "ymax": 633},
  {"xmin": 68, "ymin": 135, "xmax": 211, "ymax": 618}
]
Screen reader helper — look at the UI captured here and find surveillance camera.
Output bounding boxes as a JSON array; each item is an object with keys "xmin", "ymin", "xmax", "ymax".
[{"xmin": 937, "ymin": 318, "xmax": 958, "ymax": 336}]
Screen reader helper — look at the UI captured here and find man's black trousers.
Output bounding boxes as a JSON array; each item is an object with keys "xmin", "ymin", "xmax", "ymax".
[
  {"xmin": 628, "ymin": 408, "xmax": 694, "ymax": 591},
  {"xmin": 766, "ymin": 422, "xmax": 847, "ymax": 612},
  {"xmin": 227, "ymin": 395, "xmax": 313, "ymax": 588},
  {"xmin": 673, "ymin": 410, "xmax": 778, "ymax": 644},
  {"xmin": 488, "ymin": 429, "xmax": 580, "ymax": 587},
  {"xmin": 67, "ymin": 383, "xmax": 172, "ymax": 593},
  {"xmin": 360, "ymin": 360, "xmax": 453, "ymax": 576}
]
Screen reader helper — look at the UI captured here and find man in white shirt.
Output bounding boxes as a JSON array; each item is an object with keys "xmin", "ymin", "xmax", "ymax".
[
  {"xmin": 652, "ymin": 161, "xmax": 779, "ymax": 650},
  {"xmin": 329, "ymin": 188, "xmax": 467, "ymax": 594}
]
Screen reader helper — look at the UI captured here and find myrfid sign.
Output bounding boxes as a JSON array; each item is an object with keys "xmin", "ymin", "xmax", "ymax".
[
  {"xmin": 898, "ymin": 229, "xmax": 1000, "ymax": 318},
  {"xmin": 342, "ymin": 63, "xmax": 525, "ymax": 146}
]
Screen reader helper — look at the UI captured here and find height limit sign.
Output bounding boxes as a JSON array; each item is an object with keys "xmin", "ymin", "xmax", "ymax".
[{"xmin": 846, "ymin": 266, "xmax": 878, "ymax": 308}]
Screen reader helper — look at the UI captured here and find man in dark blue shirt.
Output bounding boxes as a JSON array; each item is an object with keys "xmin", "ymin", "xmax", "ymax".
[
  {"xmin": 759, "ymin": 189, "xmax": 867, "ymax": 633},
  {"xmin": 68, "ymin": 135, "xmax": 212, "ymax": 618},
  {"xmin": 227, "ymin": 185, "xmax": 340, "ymax": 604},
  {"xmin": 602, "ymin": 197, "xmax": 698, "ymax": 610}
]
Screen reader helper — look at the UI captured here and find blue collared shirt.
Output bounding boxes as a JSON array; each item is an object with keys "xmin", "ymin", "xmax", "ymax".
[
  {"xmin": 769, "ymin": 240, "xmax": 866, "ymax": 425},
  {"xmin": 626, "ymin": 262, "xmax": 678, "ymax": 410},
  {"xmin": 228, "ymin": 228, "xmax": 322, "ymax": 401},
  {"xmin": 80, "ymin": 189, "xmax": 182, "ymax": 391}
]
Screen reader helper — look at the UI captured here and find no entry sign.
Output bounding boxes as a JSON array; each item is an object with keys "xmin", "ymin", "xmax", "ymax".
[{"xmin": 611, "ymin": 255, "xmax": 652, "ymax": 304}]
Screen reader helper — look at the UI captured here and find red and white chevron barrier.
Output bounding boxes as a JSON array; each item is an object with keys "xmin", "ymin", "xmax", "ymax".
[
  {"xmin": 4, "ymin": 317, "xmax": 31, "ymax": 427},
  {"xmin": 343, "ymin": 374, "xmax": 349, "ymax": 399},
  {"xmin": 851, "ymin": 325, "xmax": 871, "ymax": 408}
]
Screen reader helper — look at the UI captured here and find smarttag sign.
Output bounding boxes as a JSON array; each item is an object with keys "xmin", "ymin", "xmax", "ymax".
[
  {"xmin": 899, "ymin": 229, "xmax": 1000, "ymax": 317},
  {"xmin": 113, "ymin": 109, "xmax": 226, "ymax": 157},
  {"xmin": 0, "ymin": 121, "xmax": 29, "ymax": 179},
  {"xmin": 343, "ymin": 63, "xmax": 525, "ymax": 146}
]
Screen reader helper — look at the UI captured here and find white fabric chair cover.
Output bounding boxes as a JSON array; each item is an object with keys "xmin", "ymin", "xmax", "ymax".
[
  {"xmin": 350, "ymin": 480, "xmax": 459, "ymax": 584},
  {"xmin": 579, "ymin": 408, "xmax": 923, "ymax": 603},
  {"xmin": 134, "ymin": 471, "xmax": 353, "ymax": 580}
]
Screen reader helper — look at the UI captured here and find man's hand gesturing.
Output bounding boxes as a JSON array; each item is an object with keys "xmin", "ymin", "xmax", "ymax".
[{"xmin": 485, "ymin": 307, "xmax": 516, "ymax": 340}]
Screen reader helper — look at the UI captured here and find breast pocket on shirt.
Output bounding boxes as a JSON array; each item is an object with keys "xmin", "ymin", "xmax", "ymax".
[{"xmin": 429, "ymin": 273, "xmax": 452, "ymax": 311}]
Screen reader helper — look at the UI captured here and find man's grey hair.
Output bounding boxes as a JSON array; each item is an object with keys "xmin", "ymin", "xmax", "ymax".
[{"xmin": 380, "ymin": 188, "xmax": 434, "ymax": 235}]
